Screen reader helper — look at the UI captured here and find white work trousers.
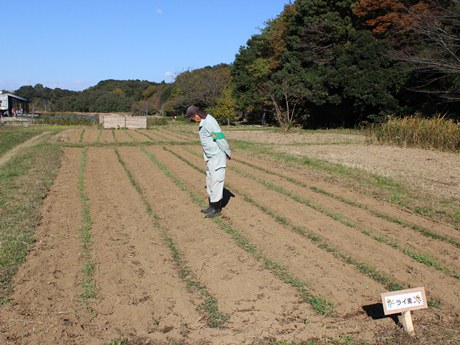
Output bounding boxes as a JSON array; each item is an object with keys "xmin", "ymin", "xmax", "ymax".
[{"xmin": 206, "ymin": 159, "xmax": 226, "ymax": 203}]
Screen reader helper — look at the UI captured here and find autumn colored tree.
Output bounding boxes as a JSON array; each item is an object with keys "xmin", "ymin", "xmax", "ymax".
[
  {"xmin": 353, "ymin": 0, "xmax": 429, "ymax": 34},
  {"xmin": 283, "ymin": 0, "xmax": 408, "ymax": 126},
  {"xmin": 355, "ymin": 0, "xmax": 460, "ymax": 103}
]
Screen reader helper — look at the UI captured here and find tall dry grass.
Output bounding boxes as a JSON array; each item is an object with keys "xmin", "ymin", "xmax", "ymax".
[{"xmin": 366, "ymin": 115, "xmax": 460, "ymax": 152}]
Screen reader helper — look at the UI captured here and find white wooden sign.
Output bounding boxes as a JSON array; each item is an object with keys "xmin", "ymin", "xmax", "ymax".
[
  {"xmin": 381, "ymin": 287, "xmax": 428, "ymax": 335},
  {"xmin": 381, "ymin": 287, "xmax": 428, "ymax": 315}
]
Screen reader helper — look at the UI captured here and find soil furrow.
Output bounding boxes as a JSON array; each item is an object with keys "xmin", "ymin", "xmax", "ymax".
[
  {"xmin": 151, "ymin": 146, "xmax": 394, "ymax": 317},
  {"xmin": 3, "ymin": 126, "xmax": 459, "ymax": 343},
  {"xmin": 158, "ymin": 129, "xmax": 195, "ymax": 141},
  {"xmin": 98, "ymin": 129, "xmax": 116, "ymax": 144},
  {"xmin": 133, "ymin": 129, "xmax": 157, "ymax": 142},
  {"xmin": 119, "ymin": 146, "xmax": 353, "ymax": 343},
  {"xmin": 126, "ymin": 129, "xmax": 153, "ymax": 142},
  {"xmin": 231, "ymin": 153, "xmax": 460, "ymax": 242},
  {"xmin": 227, "ymin": 155, "xmax": 460, "ymax": 273},
  {"xmin": 135, "ymin": 129, "xmax": 164, "ymax": 142},
  {"xmin": 171, "ymin": 145, "xmax": 460, "ymax": 315},
  {"xmin": 84, "ymin": 147, "xmax": 205, "ymax": 343},
  {"xmin": 232, "ymin": 153, "xmax": 460, "ymax": 236},
  {"xmin": 82, "ymin": 128, "xmax": 100, "ymax": 143},
  {"xmin": 112, "ymin": 129, "xmax": 134, "ymax": 143},
  {"xmin": 69, "ymin": 128, "xmax": 84, "ymax": 143}
]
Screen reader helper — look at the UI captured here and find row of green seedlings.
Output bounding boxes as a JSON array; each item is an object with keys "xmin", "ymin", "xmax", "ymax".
[
  {"xmin": 231, "ymin": 154, "xmax": 460, "ymax": 267},
  {"xmin": 128, "ymin": 129, "xmax": 194, "ymax": 146},
  {"xmin": 113, "ymin": 148, "xmax": 229, "ymax": 328},
  {"xmin": 80, "ymin": 130, "xmax": 434, "ymax": 226},
  {"xmin": 139, "ymin": 146, "xmax": 334, "ymax": 316},
  {"xmin": 170, "ymin": 146, "xmax": 450, "ymax": 308},
  {"xmin": 105, "ymin": 335, "xmax": 363, "ymax": 345},
  {"xmin": 69, "ymin": 127, "xmax": 195, "ymax": 147},
  {"xmin": 79, "ymin": 128, "xmax": 85, "ymax": 143},
  {"xmin": 224, "ymin": 156, "xmax": 460, "ymax": 281},
  {"xmin": 366, "ymin": 115, "xmax": 460, "ymax": 152},
  {"xmin": 78, "ymin": 148, "xmax": 98, "ymax": 313},
  {"xmin": 194, "ymin": 145, "xmax": 459, "ymax": 273},
  {"xmin": 93, "ymin": 128, "xmax": 460, "ymax": 255},
  {"xmin": 79, "ymin": 128, "xmax": 103, "ymax": 144},
  {"xmin": 163, "ymin": 147, "xmax": 405, "ymax": 292},
  {"xmin": 109, "ymin": 127, "xmax": 186, "ymax": 144},
  {"xmin": 135, "ymin": 128, "xmax": 194, "ymax": 143},
  {"xmin": 235, "ymin": 139, "xmax": 458, "ymax": 231},
  {"xmin": 181, "ymin": 146, "xmax": 460, "ymax": 281},
  {"xmin": 234, "ymin": 139, "xmax": 406, "ymax": 203},
  {"xmin": 150, "ymin": 125, "xmax": 458, "ymax": 217}
]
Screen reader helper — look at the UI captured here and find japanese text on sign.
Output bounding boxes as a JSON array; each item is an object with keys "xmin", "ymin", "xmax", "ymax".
[{"xmin": 381, "ymin": 287, "xmax": 428, "ymax": 315}]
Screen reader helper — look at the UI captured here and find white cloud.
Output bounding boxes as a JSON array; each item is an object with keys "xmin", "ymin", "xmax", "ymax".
[
  {"xmin": 164, "ymin": 71, "xmax": 175, "ymax": 80},
  {"xmin": 155, "ymin": 8, "xmax": 163, "ymax": 15}
]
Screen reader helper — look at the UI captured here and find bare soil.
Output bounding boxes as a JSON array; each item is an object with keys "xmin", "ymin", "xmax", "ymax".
[
  {"xmin": 228, "ymin": 130, "xmax": 460, "ymax": 201},
  {"xmin": 0, "ymin": 127, "xmax": 459, "ymax": 344}
]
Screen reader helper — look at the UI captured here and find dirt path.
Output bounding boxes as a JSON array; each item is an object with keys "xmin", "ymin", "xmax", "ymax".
[
  {"xmin": 0, "ymin": 131, "xmax": 51, "ymax": 167},
  {"xmin": 1, "ymin": 127, "xmax": 459, "ymax": 344}
]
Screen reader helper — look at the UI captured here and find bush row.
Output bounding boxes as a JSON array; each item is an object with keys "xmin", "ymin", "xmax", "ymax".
[{"xmin": 366, "ymin": 116, "xmax": 460, "ymax": 152}]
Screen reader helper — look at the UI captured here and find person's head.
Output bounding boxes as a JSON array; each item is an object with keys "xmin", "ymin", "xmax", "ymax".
[{"xmin": 185, "ymin": 105, "xmax": 206, "ymax": 122}]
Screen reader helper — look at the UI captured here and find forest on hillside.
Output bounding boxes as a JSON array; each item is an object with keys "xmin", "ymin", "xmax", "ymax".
[{"xmin": 9, "ymin": 0, "xmax": 460, "ymax": 129}]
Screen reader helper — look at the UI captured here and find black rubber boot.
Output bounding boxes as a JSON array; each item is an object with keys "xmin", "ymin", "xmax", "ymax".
[
  {"xmin": 204, "ymin": 200, "xmax": 221, "ymax": 219},
  {"xmin": 201, "ymin": 198, "xmax": 212, "ymax": 214}
]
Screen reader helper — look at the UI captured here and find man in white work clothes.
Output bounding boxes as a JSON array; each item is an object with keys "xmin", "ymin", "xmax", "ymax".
[{"xmin": 185, "ymin": 105, "xmax": 231, "ymax": 218}]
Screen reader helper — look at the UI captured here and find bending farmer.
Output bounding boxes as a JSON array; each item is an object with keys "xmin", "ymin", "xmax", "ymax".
[{"xmin": 185, "ymin": 105, "xmax": 231, "ymax": 218}]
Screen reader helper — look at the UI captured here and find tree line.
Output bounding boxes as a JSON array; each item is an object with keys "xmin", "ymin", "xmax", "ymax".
[{"xmin": 11, "ymin": 0, "xmax": 460, "ymax": 129}]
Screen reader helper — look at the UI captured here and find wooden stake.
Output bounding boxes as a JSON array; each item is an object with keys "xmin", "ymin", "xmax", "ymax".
[{"xmin": 400, "ymin": 310, "xmax": 415, "ymax": 335}]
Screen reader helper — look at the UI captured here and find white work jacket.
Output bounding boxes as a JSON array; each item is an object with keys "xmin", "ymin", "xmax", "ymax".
[{"xmin": 198, "ymin": 114, "xmax": 231, "ymax": 168}]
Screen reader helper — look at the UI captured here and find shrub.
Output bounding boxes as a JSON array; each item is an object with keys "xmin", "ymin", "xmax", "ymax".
[
  {"xmin": 35, "ymin": 114, "xmax": 98, "ymax": 126},
  {"xmin": 147, "ymin": 116, "xmax": 169, "ymax": 127},
  {"xmin": 366, "ymin": 115, "xmax": 460, "ymax": 152}
]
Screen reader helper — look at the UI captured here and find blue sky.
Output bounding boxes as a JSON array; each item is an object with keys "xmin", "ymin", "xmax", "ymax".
[{"xmin": 1, "ymin": 1, "xmax": 288, "ymax": 91}]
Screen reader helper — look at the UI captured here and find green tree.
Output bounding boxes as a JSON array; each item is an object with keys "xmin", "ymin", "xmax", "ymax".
[
  {"xmin": 232, "ymin": 3, "xmax": 301, "ymax": 129},
  {"xmin": 283, "ymin": 0, "xmax": 408, "ymax": 126},
  {"xmin": 170, "ymin": 64, "xmax": 232, "ymax": 114},
  {"xmin": 208, "ymin": 86, "xmax": 237, "ymax": 124}
]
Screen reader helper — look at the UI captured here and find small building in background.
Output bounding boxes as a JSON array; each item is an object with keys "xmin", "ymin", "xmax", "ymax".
[{"xmin": 0, "ymin": 92, "xmax": 30, "ymax": 116}]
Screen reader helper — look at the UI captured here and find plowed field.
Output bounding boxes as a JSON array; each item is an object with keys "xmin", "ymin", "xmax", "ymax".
[{"xmin": 1, "ymin": 127, "xmax": 459, "ymax": 345}]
